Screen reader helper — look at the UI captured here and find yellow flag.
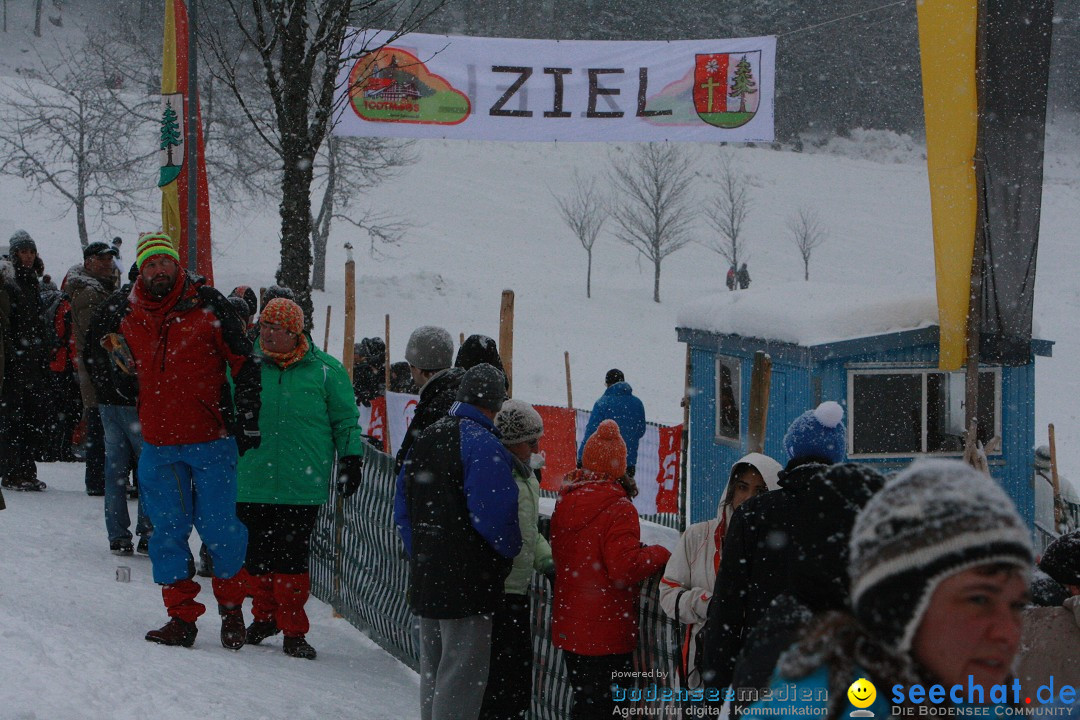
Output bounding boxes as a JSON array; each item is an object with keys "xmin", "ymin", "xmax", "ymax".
[{"xmin": 917, "ymin": 0, "xmax": 978, "ymax": 370}]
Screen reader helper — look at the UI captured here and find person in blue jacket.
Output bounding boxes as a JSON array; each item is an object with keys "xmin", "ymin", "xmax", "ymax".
[
  {"xmin": 395, "ymin": 363, "xmax": 521, "ymax": 720},
  {"xmin": 739, "ymin": 460, "xmax": 1033, "ymax": 720},
  {"xmin": 577, "ymin": 368, "xmax": 646, "ymax": 477}
]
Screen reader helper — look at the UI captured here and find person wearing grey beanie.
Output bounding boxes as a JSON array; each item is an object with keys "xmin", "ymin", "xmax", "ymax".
[
  {"xmin": 394, "ymin": 325, "xmax": 464, "ymax": 473},
  {"xmin": 743, "ymin": 459, "xmax": 1033, "ymax": 720}
]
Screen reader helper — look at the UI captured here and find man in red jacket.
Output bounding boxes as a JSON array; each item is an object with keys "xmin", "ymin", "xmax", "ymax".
[{"xmin": 119, "ymin": 232, "xmax": 261, "ymax": 650}]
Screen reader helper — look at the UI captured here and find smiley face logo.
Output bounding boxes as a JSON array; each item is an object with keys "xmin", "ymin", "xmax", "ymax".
[{"xmin": 848, "ymin": 678, "xmax": 876, "ymax": 710}]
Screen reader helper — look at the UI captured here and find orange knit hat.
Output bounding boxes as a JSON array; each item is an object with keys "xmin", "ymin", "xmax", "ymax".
[{"xmin": 581, "ymin": 419, "xmax": 628, "ymax": 478}]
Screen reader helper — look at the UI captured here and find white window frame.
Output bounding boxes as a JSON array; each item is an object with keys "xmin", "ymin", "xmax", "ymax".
[
  {"xmin": 715, "ymin": 355, "xmax": 742, "ymax": 445},
  {"xmin": 846, "ymin": 364, "xmax": 1002, "ymax": 459}
]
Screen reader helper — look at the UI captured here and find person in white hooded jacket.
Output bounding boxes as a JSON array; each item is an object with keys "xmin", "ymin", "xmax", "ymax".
[{"xmin": 658, "ymin": 453, "xmax": 782, "ymax": 688}]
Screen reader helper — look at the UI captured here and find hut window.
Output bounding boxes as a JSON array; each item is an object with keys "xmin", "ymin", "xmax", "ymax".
[
  {"xmin": 848, "ymin": 367, "xmax": 1000, "ymax": 457},
  {"xmin": 715, "ymin": 356, "xmax": 741, "ymax": 443}
]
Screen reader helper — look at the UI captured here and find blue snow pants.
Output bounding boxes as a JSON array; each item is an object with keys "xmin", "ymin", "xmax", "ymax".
[{"xmin": 139, "ymin": 437, "xmax": 248, "ymax": 585}]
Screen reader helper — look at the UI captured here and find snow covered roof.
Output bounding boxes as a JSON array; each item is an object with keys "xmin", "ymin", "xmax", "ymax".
[{"xmin": 677, "ymin": 283, "xmax": 939, "ymax": 347}]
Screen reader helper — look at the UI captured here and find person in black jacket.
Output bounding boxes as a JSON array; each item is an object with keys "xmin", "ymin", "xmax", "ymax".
[
  {"xmin": 0, "ymin": 231, "xmax": 50, "ymax": 491},
  {"xmin": 395, "ymin": 364, "xmax": 521, "ymax": 720},
  {"xmin": 701, "ymin": 402, "xmax": 884, "ymax": 710},
  {"xmin": 84, "ymin": 269, "xmax": 152, "ymax": 555},
  {"xmin": 393, "ymin": 325, "xmax": 464, "ymax": 472}
]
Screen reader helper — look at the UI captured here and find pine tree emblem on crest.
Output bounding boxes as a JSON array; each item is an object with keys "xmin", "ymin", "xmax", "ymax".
[
  {"xmin": 693, "ymin": 52, "xmax": 761, "ymax": 129},
  {"xmin": 158, "ymin": 93, "xmax": 185, "ymax": 187}
]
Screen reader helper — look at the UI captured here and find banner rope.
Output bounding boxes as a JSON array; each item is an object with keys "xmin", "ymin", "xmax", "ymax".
[{"xmin": 778, "ymin": 0, "xmax": 912, "ymax": 38}]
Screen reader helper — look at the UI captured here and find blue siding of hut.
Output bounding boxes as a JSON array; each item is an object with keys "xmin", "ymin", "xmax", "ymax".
[{"xmin": 685, "ymin": 335, "xmax": 1037, "ymax": 528}]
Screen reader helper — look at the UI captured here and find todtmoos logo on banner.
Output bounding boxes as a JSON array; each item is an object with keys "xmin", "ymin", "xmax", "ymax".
[{"xmin": 348, "ymin": 47, "xmax": 470, "ymax": 125}]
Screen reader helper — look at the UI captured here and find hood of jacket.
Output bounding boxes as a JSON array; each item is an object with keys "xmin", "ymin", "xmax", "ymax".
[
  {"xmin": 557, "ymin": 468, "xmax": 628, "ymax": 533},
  {"xmin": 604, "ymin": 381, "xmax": 634, "ymax": 398},
  {"xmin": 718, "ymin": 452, "xmax": 784, "ymax": 518},
  {"xmin": 62, "ymin": 263, "xmax": 114, "ymax": 297}
]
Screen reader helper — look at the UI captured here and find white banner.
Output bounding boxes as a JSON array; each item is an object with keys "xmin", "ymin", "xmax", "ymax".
[{"xmin": 335, "ymin": 30, "xmax": 775, "ymax": 143}]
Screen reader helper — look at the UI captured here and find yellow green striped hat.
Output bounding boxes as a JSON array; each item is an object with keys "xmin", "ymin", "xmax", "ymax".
[{"xmin": 136, "ymin": 232, "xmax": 180, "ymax": 269}]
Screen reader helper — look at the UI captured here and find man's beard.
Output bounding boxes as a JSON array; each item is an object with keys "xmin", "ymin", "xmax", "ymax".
[{"xmin": 148, "ymin": 275, "xmax": 174, "ymax": 297}]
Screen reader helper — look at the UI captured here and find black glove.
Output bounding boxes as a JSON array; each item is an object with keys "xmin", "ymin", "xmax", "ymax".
[
  {"xmin": 235, "ymin": 409, "xmax": 261, "ymax": 457},
  {"xmin": 337, "ymin": 455, "xmax": 364, "ymax": 497}
]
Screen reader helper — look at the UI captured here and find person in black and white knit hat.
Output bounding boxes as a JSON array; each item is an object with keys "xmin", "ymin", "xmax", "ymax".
[{"xmin": 745, "ymin": 459, "xmax": 1034, "ymax": 720}]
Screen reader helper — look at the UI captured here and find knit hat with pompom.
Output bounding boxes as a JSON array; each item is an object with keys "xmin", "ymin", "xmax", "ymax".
[
  {"xmin": 582, "ymin": 419, "xmax": 627, "ymax": 479},
  {"xmin": 782, "ymin": 401, "xmax": 846, "ymax": 464}
]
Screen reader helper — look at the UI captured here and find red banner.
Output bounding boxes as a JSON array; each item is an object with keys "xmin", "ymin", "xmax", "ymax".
[
  {"xmin": 654, "ymin": 425, "xmax": 682, "ymax": 513},
  {"xmin": 535, "ymin": 406, "xmax": 578, "ymax": 492},
  {"xmin": 367, "ymin": 396, "xmax": 387, "ymax": 451}
]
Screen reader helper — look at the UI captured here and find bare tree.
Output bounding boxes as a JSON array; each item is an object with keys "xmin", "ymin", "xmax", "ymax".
[
  {"xmin": 311, "ymin": 134, "xmax": 415, "ymax": 290},
  {"xmin": 787, "ymin": 206, "xmax": 828, "ymax": 281},
  {"xmin": 607, "ymin": 144, "xmax": 698, "ymax": 303},
  {"xmin": 553, "ymin": 171, "xmax": 607, "ymax": 299},
  {"xmin": 0, "ymin": 41, "xmax": 156, "ymax": 248},
  {"xmin": 700, "ymin": 153, "xmax": 751, "ymax": 282},
  {"xmin": 200, "ymin": 0, "xmax": 442, "ymax": 322}
]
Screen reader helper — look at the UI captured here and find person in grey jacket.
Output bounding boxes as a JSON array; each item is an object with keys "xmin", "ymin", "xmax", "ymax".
[{"xmin": 480, "ymin": 399, "xmax": 554, "ymax": 720}]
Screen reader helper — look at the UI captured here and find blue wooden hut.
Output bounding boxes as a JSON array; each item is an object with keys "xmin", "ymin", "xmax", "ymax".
[{"xmin": 675, "ymin": 284, "xmax": 1053, "ymax": 529}]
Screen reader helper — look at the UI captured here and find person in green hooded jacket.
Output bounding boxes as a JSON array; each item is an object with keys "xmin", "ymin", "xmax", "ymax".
[{"xmin": 235, "ymin": 298, "xmax": 365, "ymax": 660}]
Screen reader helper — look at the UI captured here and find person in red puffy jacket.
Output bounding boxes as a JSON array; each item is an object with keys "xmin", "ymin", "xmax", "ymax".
[{"xmin": 550, "ymin": 419, "xmax": 671, "ymax": 719}]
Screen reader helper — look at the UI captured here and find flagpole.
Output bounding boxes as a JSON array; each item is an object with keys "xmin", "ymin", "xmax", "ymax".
[{"xmin": 186, "ymin": 0, "xmax": 198, "ymax": 274}]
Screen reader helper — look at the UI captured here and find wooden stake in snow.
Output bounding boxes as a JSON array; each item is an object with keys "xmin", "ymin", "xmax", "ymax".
[
  {"xmin": 323, "ymin": 305, "xmax": 332, "ymax": 353},
  {"xmin": 384, "ymin": 313, "xmax": 392, "ymax": 451},
  {"xmin": 342, "ymin": 243, "xmax": 356, "ymax": 381},
  {"xmin": 564, "ymin": 351, "xmax": 573, "ymax": 408},
  {"xmin": 679, "ymin": 345, "xmax": 692, "ymax": 530},
  {"xmin": 747, "ymin": 351, "xmax": 773, "ymax": 454},
  {"xmin": 499, "ymin": 289, "xmax": 514, "ymax": 397},
  {"xmin": 1050, "ymin": 423, "xmax": 1065, "ymax": 531},
  {"xmin": 460, "ymin": 332, "xmax": 465, "ymax": 346}
]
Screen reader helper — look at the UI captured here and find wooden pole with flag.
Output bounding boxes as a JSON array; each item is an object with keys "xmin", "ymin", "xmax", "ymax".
[
  {"xmin": 343, "ymin": 243, "xmax": 356, "ymax": 379},
  {"xmin": 159, "ymin": 0, "xmax": 213, "ymax": 284}
]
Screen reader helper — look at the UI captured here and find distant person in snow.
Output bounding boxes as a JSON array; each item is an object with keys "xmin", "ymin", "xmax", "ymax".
[
  {"xmin": 38, "ymin": 270, "xmax": 81, "ymax": 464},
  {"xmin": 747, "ymin": 460, "xmax": 1033, "ymax": 720},
  {"xmin": 0, "ymin": 230, "xmax": 50, "ymax": 492},
  {"xmin": 64, "ymin": 241, "xmax": 120, "ymax": 496},
  {"xmin": 702, "ymin": 402, "xmax": 885, "ymax": 711},
  {"xmin": 658, "ymin": 452, "xmax": 782, "ymax": 689},
  {"xmin": 352, "ymin": 336, "xmax": 387, "ymax": 407},
  {"xmin": 227, "ymin": 286, "xmax": 258, "ymax": 332},
  {"xmin": 234, "ymin": 298, "xmax": 366, "ymax": 661},
  {"xmin": 83, "ymin": 261, "xmax": 151, "ymax": 557},
  {"xmin": 737, "ymin": 262, "xmax": 751, "ymax": 290},
  {"xmin": 552, "ymin": 419, "xmax": 671, "ymax": 720},
  {"xmin": 479, "ymin": 399, "xmax": 553, "ymax": 720},
  {"xmin": 1016, "ymin": 530, "xmax": 1080, "ymax": 690},
  {"xmin": 393, "ymin": 325, "xmax": 464, "ymax": 473},
  {"xmin": 395, "ymin": 363, "xmax": 519, "ymax": 720},
  {"xmin": 726, "ymin": 263, "xmax": 737, "ymax": 291},
  {"xmin": 388, "ymin": 360, "xmax": 419, "ymax": 395},
  {"xmin": 120, "ymin": 232, "xmax": 261, "ymax": 650},
  {"xmin": 577, "ymin": 369, "xmax": 646, "ymax": 478}
]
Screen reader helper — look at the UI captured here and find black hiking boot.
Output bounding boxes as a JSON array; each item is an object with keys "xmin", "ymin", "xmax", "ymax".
[
  {"xmin": 1, "ymin": 477, "xmax": 47, "ymax": 492},
  {"xmin": 245, "ymin": 620, "xmax": 280, "ymax": 645},
  {"xmin": 283, "ymin": 635, "xmax": 317, "ymax": 660},
  {"xmin": 110, "ymin": 539, "xmax": 134, "ymax": 556},
  {"xmin": 220, "ymin": 608, "xmax": 246, "ymax": 650},
  {"xmin": 136, "ymin": 537, "xmax": 149, "ymax": 555},
  {"xmin": 145, "ymin": 618, "xmax": 197, "ymax": 647}
]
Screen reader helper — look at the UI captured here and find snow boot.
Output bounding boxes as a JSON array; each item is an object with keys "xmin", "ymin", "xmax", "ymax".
[
  {"xmin": 246, "ymin": 619, "xmax": 280, "ymax": 645},
  {"xmin": 1, "ymin": 476, "xmax": 47, "ymax": 492},
  {"xmin": 283, "ymin": 635, "xmax": 317, "ymax": 660},
  {"xmin": 110, "ymin": 539, "xmax": 134, "ymax": 556},
  {"xmin": 197, "ymin": 544, "xmax": 214, "ymax": 577},
  {"xmin": 213, "ymin": 574, "xmax": 248, "ymax": 650},
  {"xmin": 145, "ymin": 617, "xmax": 198, "ymax": 647},
  {"xmin": 219, "ymin": 607, "xmax": 246, "ymax": 650},
  {"xmin": 136, "ymin": 536, "xmax": 150, "ymax": 556}
]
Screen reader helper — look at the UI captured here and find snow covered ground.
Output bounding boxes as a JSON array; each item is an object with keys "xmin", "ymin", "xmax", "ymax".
[{"xmin": 0, "ymin": 463, "xmax": 419, "ymax": 719}]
